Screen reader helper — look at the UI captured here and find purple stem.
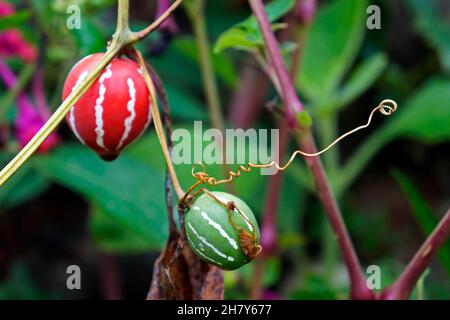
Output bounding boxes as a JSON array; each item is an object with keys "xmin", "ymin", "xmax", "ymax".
[
  {"xmin": 156, "ymin": 0, "xmax": 179, "ymax": 34},
  {"xmin": 247, "ymin": 0, "xmax": 372, "ymax": 299},
  {"xmin": 297, "ymin": 132, "xmax": 373, "ymax": 299},
  {"xmin": 380, "ymin": 209, "xmax": 450, "ymax": 300},
  {"xmin": 32, "ymin": 68, "xmax": 51, "ymax": 119},
  {"xmin": 0, "ymin": 59, "xmax": 34, "ymax": 114},
  {"xmin": 248, "ymin": 0, "xmax": 302, "ymax": 128},
  {"xmin": 260, "ymin": 122, "xmax": 289, "ymax": 257},
  {"xmin": 294, "ymin": 0, "xmax": 317, "ymax": 24},
  {"xmin": 228, "ymin": 57, "xmax": 270, "ymax": 128}
]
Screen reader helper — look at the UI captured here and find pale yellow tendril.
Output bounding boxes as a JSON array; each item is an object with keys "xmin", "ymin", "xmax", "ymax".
[{"xmin": 191, "ymin": 99, "xmax": 397, "ymax": 187}]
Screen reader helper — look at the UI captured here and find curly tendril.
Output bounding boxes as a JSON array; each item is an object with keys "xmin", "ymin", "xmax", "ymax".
[{"xmin": 191, "ymin": 99, "xmax": 398, "ymax": 188}]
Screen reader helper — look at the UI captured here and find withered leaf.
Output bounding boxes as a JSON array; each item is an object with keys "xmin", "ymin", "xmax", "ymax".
[{"xmin": 147, "ymin": 233, "xmax": 224, "ymax": 300}]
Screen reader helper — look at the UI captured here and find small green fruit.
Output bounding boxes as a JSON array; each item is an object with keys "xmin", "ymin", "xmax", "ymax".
[{"xmin": 185, "ymin": 191, "xmax": 261, "ymax": 271}]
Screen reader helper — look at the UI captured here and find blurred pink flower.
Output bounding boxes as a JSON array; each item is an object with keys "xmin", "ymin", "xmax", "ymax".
[
  {"xmin": 0, "ymin": 1, "xmax": 36, "ymax": 62},
  {"xmin": 261, "ymin": 290, "xmax": 283, "ymax": 300},
  {"xmin": 0, "ymin": 60, "xmax": 59, "ymax": 153},
  {"xmin": 294, "ymin": 0, "xmax": 317, "ymax": 24},
  {"xmin": 0, "ymin": 29, "xmax": 37, "ymax": 62},
  {"xmin": 156, "ymin": 0, "xmax": 179, "ymax": 34},
  {"xmin": 0, "ymin": 0, "xmax": 14, "ymax": 17},
  {"xmin": 260, "ymin": 219, "xmax": 278, "ymax": 257}
]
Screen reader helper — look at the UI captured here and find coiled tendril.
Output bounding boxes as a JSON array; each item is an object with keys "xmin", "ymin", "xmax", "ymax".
[{"xmin": 191, "ymin": 99, "xmax": 397, "ymax": 187}]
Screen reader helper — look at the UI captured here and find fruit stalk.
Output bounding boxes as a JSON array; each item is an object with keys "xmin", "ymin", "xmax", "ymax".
[{"xmin": 133, "ymin": 50, "xmax": 184, "ymax": 199}]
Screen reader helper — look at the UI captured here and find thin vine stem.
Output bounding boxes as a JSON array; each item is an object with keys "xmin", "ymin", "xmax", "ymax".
[
  {"xmin": 133, "ymin": 50, "xmax": 184, "ymax": 199},
  {"xmin": 145, "ymin": 62, "xmax": 179, "ymax": 233}
]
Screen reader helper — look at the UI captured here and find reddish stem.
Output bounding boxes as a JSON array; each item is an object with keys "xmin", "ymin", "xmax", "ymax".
[
  {"xmin": 380, "ymin": 209, "xmax": 450, "ymax": 300},
  {"xmin": 248, "ymin": 0, "xmax": 302, "ymax": 128},
  {"xmin": 248, "ymin": 0, "xmax": 372, "ymax": 299},
  {"xmin": 261, "ymin": 121, "xmax": 289, "ymax": 256},
  {"xmin": 97, "ymin": 252, "xmax": 123, "ymax": 300},
  {"xmin": 32, "ymin": 68, "xmax": 51, "ymax": 119},
  {"xmin": 296, "ymin": 131, "xmax": 373, "ymax": 299},
  {"xmin": 228, "ymin": 57, "xmax": 270, "ymax": 128}
]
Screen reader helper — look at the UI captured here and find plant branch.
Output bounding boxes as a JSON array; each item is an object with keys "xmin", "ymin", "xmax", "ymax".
[
  {"xmin": 295, "ymin": 131, "xmax": 372, "ymax": 299},
  {"xmin": 117, "ymin": 0, "xmax": 130, "ymax": 32},
  {"xmin": 248, "ymin": 0, "xmax": 303, "ymax": 128},
  {"xmin": 227, "ymin": 55, "xmax": 270, "ymax": 128},
  {"xmin": 132, "ymin": 0, "xmax": 184, "ymax": 44},
  {"xmin": 248, "ymin": 0, "xmax": 372, "ymax": 299},
  {"xmin": 381, "ymin": 208, "xmax": 450, "ymax": 300},
  {"xmin": 250, "ymin": 8, "xmax": 309, "ymax": 298}
]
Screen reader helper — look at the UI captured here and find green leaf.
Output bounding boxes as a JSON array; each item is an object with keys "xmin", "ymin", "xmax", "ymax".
[
  {"xmin": 339, "ymin": 78, "xmax": 450, "ymax": 192},
  {"xmin": 391, "ymin": 169, "xmax": 450, "ymax": 276},
  {"xmin": 89, "ymin": 204, "xmax": 155, "ymax": 253},
  {"xmin": 238, "ymin": 0, "xmax": 295, "ymax": 30},
  {"xmin": 297, "ymin": 0, "xmax": 368, "ymax": 100},
  {"xmin": 382, "ymin": 78, "xmax": 450, "ymax": 142},
  {"xmin": 214, "ymin": 0, "xmax": 295, "ymax": 54},
  {"xmin": 0, "ymin": 157, "xmax": 48, "ymax": 211},
  {"xmin": 214, "ymin": 27, "xmax": 263, "ymax": 54},
  {"xmin": 335, "ymin": 53, "xmax": 388, "ymax": 109},
  {"xmin": 290, "ymin": 272, "xmax": 339, "ymax": 299},
  {"xmin": 34, "ymin": 144, "xmax": 168, "ymax": 250},
  {"xmin": 0, "ymin": 11, "xmax": 32, "ymax": 31},
  {"xmin": 71, "ymin": 19, "xmax": 107, "ymax": 56},
  {"xmin": 173, "ymin": 37, "xmax": 237, "ymax": 87},
  {"xmin": 164, "ymin": 84, "xmax": 208, "ymax": 120}
]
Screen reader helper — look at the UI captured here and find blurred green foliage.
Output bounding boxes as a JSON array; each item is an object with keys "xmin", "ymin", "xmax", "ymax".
[{"xmin": 392, "ymin": 169, "xmax": 450, "ymax": 275}]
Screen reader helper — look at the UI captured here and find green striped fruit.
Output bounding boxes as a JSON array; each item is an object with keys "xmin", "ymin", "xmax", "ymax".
[{"xmin": 185, "ymin": 191, "xmax": 261, "ymax": 271}]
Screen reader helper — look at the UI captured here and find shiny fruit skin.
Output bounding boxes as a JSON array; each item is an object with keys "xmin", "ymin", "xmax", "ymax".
[
  {"xmin": 62, "ymin": 53, "xmax": 151, "ymax": 160},
  {"xmin": 185, "ymin": 191, "xmax": 260, "ymax": 270}
]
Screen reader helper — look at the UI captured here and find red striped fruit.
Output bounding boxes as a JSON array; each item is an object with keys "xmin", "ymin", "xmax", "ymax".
[{"xmin": 62, "ymin": 53, "xmax": 152, "ymax": 160}]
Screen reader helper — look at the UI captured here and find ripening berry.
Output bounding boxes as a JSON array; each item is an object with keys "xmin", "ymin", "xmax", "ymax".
[
  {"xmin": 62, "ymin": 53, "xmax": 152, "ymax": 160},
  {"xmin": 185, "ymin": 192, "xmax": 261, "ymax": 270}
]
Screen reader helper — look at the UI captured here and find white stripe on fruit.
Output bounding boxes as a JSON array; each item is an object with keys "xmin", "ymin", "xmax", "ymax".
[
  {"xmin": 94, "ymin": 64, "xmax": 112, "ymax": 150},
  {"xmin": 187, "ymin": 222, "xmax": 234, "ymax": 262},
  {"xmin": 200, "ymin": 211, "xmax": 239, "ymax": 250},
  {"xmin": 117, "ymin": 78, "xmax": 136, "ymax": 150}
]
